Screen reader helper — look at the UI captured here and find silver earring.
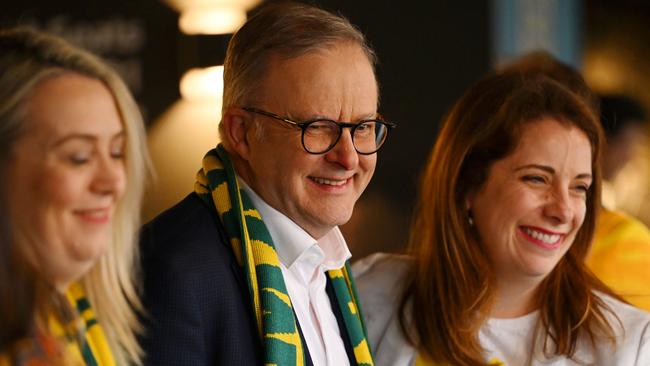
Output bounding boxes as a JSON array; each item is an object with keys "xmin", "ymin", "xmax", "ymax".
[{"xmin": 468, "ymin": 211, "xmax": 474, "ymax": 226}]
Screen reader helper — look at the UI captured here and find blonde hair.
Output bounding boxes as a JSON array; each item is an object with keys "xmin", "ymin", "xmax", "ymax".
[{"xmin": 0, "ymin": 27, "xmax": 149, "ymax": 364}]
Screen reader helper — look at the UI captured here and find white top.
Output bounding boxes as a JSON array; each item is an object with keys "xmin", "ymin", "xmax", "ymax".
[
  {"xmin": 241, "ymin": 180, "xmax": 351, "ymax": 366},
  {"xmin": 353, "ymin": 253, "xmax": 650, "ymax": 366}
]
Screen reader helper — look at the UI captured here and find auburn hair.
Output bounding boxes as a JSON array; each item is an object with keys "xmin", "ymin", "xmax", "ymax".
[{"xmin": 399, "ymin": 70, "xmax": 619, "ymax": 365}]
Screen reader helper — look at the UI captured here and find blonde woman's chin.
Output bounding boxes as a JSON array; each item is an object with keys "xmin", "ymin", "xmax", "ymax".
[{"xmin": 45, "ymin": 257, "xmax": 100, "ymax": 293}]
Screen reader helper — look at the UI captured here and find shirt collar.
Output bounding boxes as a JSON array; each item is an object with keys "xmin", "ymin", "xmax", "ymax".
[{"xmin": 238, "ymin": 176, "xmax": 351, "ymax": 270}]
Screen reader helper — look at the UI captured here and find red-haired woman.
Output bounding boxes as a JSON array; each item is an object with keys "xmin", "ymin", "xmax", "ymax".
[{"xmin": 355, "ymin": 70, "xmax": 650, "ymax": 365}]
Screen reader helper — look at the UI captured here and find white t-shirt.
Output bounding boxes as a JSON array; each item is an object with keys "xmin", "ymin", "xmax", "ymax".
[{"xmin": 353, "ymin": 253, "xmax": 650, "ymax": 366}]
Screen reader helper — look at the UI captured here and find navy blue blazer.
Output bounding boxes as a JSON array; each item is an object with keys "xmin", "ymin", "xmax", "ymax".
[{"xmin": 140, "ymin": 193, "xmax": 357, "ymax": 365}]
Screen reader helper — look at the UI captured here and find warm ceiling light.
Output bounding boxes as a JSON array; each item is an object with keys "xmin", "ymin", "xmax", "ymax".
[
  {"xmin": 583, "ymin": 50, "xmax": 625, "ymax": 92},
  {"xmin": 179, "ymin": 5, "xmax": 247, "ymax": 35},
  {"xmin": 179, "ymin": 65, "xmax": 224, "ymax": 101},
  {"xmin": 165, "ymin": 0, "xmax": 261, "ymax": 12}
]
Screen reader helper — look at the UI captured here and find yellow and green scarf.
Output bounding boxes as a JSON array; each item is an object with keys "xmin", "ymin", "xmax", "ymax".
[
  {"xmin": 0, "ymin": 283, "xmax": 114, "ymax": 366},
  {"xmin": 60, "ymin": 283, "xmax": 115, "ymax": 366},
  {"xmin": 416, "ymin": 356, "xmax": 505, "ymax": 366},
  {"xmin": 194, "ymin": 144, "xmax": 373, "ymax": 366}
]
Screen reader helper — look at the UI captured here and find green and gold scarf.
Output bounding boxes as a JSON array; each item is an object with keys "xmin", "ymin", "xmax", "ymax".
[
  {"xmin": 0, "ymin": 283, "xmax": 115, "ymax": 366},
  {"xmin": 415, "ymin": 355, "xmax": 505, "ymax": 366},
  {"xmin": 63, "ymin": 283, "xmax": 115, "ymax": 366},
  {"xmin": 194, "ymin": 144, "xmax": 373, "ymax": 366}
]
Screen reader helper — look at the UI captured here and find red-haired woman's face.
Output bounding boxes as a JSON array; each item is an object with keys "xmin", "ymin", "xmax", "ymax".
[{"xmin": 467, "ymin": 117, "xmax": 592, "ymax": 293}]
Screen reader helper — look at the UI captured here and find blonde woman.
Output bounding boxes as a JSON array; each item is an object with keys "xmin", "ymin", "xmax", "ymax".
[{"xmin": 0, "ymin": 27, "xmax": 149, "ymax": 365}]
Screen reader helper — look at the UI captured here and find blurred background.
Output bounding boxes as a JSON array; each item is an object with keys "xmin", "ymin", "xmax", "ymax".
[{"xmin": 3, "ymin": 0, "xmax": 650, "ymax": 258}]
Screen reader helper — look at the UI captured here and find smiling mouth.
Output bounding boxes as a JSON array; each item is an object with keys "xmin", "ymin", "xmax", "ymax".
[
  {"xmin": 74, "ymin": 208, "xmax": 112, "ymax": 223},
  {"xmin": 309, "ymin": 176, "xmax": 350, "ymax": 186},
  {"xmin": 521, "ymin": 226, "xmax": 564, "ymax": 249}
]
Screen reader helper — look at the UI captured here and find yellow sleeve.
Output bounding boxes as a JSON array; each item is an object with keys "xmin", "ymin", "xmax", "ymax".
[{"xmin": 588, "ymin": 209, "xmax": 650, "ymax": 311}]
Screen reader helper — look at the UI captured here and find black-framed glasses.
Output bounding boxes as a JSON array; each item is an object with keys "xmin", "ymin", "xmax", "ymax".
[{"xmin": 242, "ymin": 107, "xmax": 396, "ymax": 155}]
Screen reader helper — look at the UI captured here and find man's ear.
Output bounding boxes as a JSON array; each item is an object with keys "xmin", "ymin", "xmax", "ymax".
[{"xmin": 221, "ymin": 107, "xmax": 253, "ymax": 160}]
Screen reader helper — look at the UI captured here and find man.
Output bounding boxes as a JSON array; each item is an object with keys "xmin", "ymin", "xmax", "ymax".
[{"xmin": 140, "ymin": 2, "xmax": 393, "ymax": 365}]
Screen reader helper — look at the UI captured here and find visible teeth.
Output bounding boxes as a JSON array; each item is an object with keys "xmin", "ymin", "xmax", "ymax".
[
  {"xmin": 524, "ymin": 227, "xmax": 560, "ymax": 244},
  {"xmin": 312, "ymin": 177, "xmax": 347, "ymax": 186}
]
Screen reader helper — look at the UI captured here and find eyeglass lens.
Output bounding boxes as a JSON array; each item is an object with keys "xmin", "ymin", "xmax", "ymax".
[{"xmin": 303, "ymin": 120, "xmax": 386, "ymax": 154}]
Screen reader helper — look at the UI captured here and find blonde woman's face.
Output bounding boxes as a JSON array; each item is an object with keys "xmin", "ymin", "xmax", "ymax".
[
  {"xmin": 7, "ymin": 73, "xmax": 126, "ymax": 290},
  {"xmin": 467, "ymin": 118, "xmax": 592, "ymax": 289}
]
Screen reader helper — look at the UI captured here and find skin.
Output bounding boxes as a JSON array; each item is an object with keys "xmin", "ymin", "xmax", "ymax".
[
  {"xmin": 223, "ymin": 42, "xmax": 378, "ymax": 239},
  {"xmin": 468, "ymin": 117, "xmax": 593, "ymax": 317},
  {"xmin": 7, "ymin": 73, "xmax": 126, "ymax": 291}
]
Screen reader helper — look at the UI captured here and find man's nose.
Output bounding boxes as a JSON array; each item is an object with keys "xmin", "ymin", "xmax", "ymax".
[{"xmin": 324, "ymin": 128, "xmax": 359, "ymax": 170}]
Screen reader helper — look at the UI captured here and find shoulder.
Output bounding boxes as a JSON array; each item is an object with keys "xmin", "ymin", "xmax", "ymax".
[
  {"xmin": 596, "ymin": 294, "xmax": 650, "ymax": 363},
  {"xmin": 353, "ymin": 252, "xmax": 412, "ymax": 287},
  {"xmin": 353, "ymin": 253, "xmax": 412, "ymax": 306},
  {"xmin": 140, "ymin": 193, "xmax": 230, "ymax": 266},
  {"xmin": 139, "ymin": 194, "xmax": 261, "ymax": 365},
  {"xmin": 600, "ymin": 294, "xmax": 650, "ymax": 334},
  {"xmin": 139, "ymin": 192, "xmax": 239, "ymax": 307},
  {"xmin": 352, "ymin": 253, "xmax": 417, "ymax": 365},
  {"xmin": 141, "ymin": 192, "xmax": 221, "ymax": 243}
]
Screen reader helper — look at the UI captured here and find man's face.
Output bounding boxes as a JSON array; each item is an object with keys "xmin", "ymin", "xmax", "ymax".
[{"xmin": 242, "ymin": 42, "xmax": 378, "ymax": 239}]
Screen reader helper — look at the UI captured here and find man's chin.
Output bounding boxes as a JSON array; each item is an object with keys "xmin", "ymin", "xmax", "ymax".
[
  {"xmin": 297, "ymin": 211, "xmax": 353, "ymax": 237},
  {"xmin": 318, "ymin": 212, "xmax": 354, "ymax": 229}
]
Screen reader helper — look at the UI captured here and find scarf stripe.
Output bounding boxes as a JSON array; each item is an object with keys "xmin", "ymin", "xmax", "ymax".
[
  {"xmin": 329, "ymin": 266, "xmax": 373, "ymax": 365},
  {"xmin": 65, "ymin": 283, "xmax": 115, "ymax": 366},
  {"xmin": 0, "ymin": 284, "xmax": 114, "ymax": 365},
  {"xmin": 194, "ymin": 145, "xmax": 373, "ymax": 366}
]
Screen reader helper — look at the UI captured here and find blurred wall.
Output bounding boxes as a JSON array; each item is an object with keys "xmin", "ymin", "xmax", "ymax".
[
  {"xmin": 583, "ymin": 1, "xmax": 650, "ymax": 226},
  {"xmin": 1, "ymin": 0, "xmax": 181, "ymax": 122},
  {"xmin": 312, "ymin": 0, "xmax": 491, "ymax": 257}
]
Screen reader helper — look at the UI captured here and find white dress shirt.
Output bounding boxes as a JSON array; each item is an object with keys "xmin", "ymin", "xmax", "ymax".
[{"xmin": 240, "ymin": 180, "xmax": 352, "ymax": 366}]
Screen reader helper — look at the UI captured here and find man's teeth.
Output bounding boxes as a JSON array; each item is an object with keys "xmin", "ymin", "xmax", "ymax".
[
  {"xmin": 524, "ymin": 227, "xmax": 560, "ymax": 244},
  {"xmin": 312, "ymin": 177, "xmax": 347, "ymax": 186}
]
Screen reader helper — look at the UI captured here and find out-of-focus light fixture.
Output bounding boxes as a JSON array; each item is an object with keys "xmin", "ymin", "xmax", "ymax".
[
  {"xmin": 147, "ymin": 63, "xmax": 227, "ymax": 220},
  {"xmin": 165, "ymin": 0, "xmax": 260, "ymax": 11},
  {"xmin": 583, "ymin": 49, "xmax": 626, "ymax": 92},
  {"xmin": 145, "ymin": 96, "xmax": 223, "ymax": 221},
  {"xmin": 179, "ymin": 65, "xmax": 224, "ymax": 101},
  {"xmin": 179, "ymin": 6, "xmax": 246, "ymax": 35},
  {"xmin": 164, "ymin": 0, "xmax": 262, "ymax": 35}
]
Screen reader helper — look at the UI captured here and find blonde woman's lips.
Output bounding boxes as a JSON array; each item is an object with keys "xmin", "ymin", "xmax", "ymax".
[{"xmin": 74, "ymin": 207, "xmax": 112, "ymax": 224}]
